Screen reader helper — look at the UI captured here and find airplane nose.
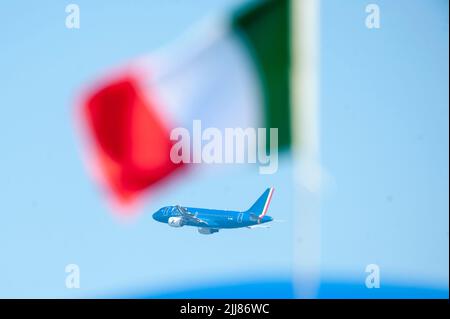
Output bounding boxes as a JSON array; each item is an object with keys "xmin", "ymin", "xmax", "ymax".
[{"xmin": 152, "ymin": 210, "xmax": 160, "ymax": 221}]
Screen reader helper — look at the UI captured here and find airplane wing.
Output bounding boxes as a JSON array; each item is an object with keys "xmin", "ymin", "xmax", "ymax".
[{"xmin": 176, "ymin": 205, "xmax": 209, "ymax": 226}]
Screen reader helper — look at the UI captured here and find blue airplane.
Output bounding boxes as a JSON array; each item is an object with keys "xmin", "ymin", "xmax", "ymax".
[{"xmin": 152, "ymin": 187, "xmax": 274, "ymax": 234}]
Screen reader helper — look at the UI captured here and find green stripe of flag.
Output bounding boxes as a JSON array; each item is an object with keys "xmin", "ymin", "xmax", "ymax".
[{"xmin": 233, "ymin": 0, "xmax": 292, "ymax": 149}]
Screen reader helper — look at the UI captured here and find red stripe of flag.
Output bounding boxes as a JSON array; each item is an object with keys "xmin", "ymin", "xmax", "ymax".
[{"xmin": 80, "ymin": 73, "xmax": 183, "ymax": 207}]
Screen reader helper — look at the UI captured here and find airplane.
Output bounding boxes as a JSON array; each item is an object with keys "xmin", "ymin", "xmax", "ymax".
[{"xmin": 152, "ymin": 187, "xmax": 274, "ymax": 234}]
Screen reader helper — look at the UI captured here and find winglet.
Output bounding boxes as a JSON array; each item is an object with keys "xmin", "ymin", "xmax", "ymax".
[{"xmin": 246, "ymin": 187, "xmax": 274, "ymax": 219}]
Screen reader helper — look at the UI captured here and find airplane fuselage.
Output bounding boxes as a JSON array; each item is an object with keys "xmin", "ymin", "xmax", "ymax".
[
  {"xmin": 152, "ymin": 187, "xmax": 275, "ymax": 234},
  {"xmin": 153, "ymin": 206, "xmax": 273, "ymax": 229}
]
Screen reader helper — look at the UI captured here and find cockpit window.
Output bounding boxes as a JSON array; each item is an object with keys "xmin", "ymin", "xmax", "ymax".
[{"xmin": 163, "ymin": 207, "xmax": 169, "ymax": 216}]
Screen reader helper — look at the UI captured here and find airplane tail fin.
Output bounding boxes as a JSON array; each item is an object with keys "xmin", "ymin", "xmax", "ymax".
[{"xmin": 246, "ymin": 187, "xmax": 274, "ymax": 219}]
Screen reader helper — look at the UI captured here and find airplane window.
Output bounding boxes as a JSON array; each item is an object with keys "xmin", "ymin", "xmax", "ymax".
[{"xmin": 163, "ymin": 207, "xmax": 168, "ymax": 216}]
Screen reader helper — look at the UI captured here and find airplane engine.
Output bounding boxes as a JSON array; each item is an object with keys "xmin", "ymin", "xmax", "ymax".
[
  {"xmin": 198, "ymin": 228, "xmax": 219, "ymax": 235},
  {"xmin": 168, "ymin": 217, "xmax": 184, "ymax": 227}
]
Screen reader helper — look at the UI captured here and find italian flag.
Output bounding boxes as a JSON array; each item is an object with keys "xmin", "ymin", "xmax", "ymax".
[{"xmin": 78, "ymin": 0, "xmax": 295, "ymax": 206}]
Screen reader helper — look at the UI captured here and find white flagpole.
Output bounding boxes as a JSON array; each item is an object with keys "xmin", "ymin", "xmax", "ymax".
[{"xmin": 290, "ymin": 0, "xmax": 321, "ymax": 298}]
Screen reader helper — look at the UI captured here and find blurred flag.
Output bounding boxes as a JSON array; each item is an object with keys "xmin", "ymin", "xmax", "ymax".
[{"xmin": 77, "ymin": 0, "xmax": 293, "ymax": 207}]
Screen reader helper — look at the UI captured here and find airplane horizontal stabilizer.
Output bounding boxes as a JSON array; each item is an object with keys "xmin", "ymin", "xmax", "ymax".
[{"xmin": 247, "ymin": 225, "xmax": 271, "ymax": 229}]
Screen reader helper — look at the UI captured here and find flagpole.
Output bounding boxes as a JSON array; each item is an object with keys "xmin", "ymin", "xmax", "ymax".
[{"xmin": 290, "ymin": 0, "xmax": 321, "ymax": 298}]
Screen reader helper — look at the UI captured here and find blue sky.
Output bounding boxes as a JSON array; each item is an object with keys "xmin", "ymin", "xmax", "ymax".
[
  {"xmin": 320, "ymin": 0, "xmax": 448, "ymax": 289},
  {"xmin": 0, "ymin": 0, "xmax": 448, "ymax": 298}
]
